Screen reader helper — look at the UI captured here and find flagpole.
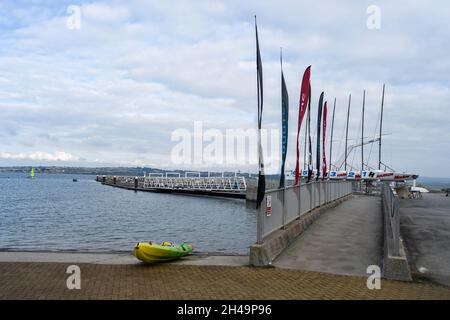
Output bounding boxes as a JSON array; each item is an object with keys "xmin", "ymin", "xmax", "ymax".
[
  {"xmin": 307, "ymin": 84, "xmax": 312, "ymax": 183},
  {"xmin": 294, "ymin": 66, "xmax": 311, "ymax": 185},
  {"xmin": 378, "ymin": 84, "xmax": 385, "ymax": 170},
  {"xmin": 329, "ymin": 97, "xmax": 336, "ymax": 172},
  {"xmin": 304, "ymin": 81, "xmax": 311, "ymax": 175},
  {"xmin": 280, "ymin": 47, "xmax": 284, "ymax": 188},
  {"xmin": 280, "ymin": 47, "xmax": 287, "ymax": 229},
  {"xmin": 345, "ymin": 94, "xmax": 351, "ymax": 172},
  {"xmin": 254, "ymin": 15, "xmax": 265, "ymax": 211},
  {"xmin": 303, "ymin": 112, "xmax": 308, "ymax": 171},
  {"xmin": 322, "ymin": 101, "xmax": 327, "ymax": 180},
  {"xmin": 279, "ymin": 47, "xmax": 289, "ymax": 189},
  {"xmin": 316, "ymin": 92, "xmax": 324, "ymax": 180},
  {"xmin": 361, "ymin": 90, "xmax": 365, "ymax": 174}
]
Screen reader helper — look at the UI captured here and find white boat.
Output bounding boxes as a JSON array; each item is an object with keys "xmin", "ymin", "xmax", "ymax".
[{"xmin": 411, "ymin": 186, "xmax": 429, "ymax": 193}]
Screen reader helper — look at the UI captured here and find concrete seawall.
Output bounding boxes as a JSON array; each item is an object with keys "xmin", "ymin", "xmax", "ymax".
[{"xmin": 381, "ymin": 193, "xmax": 412, "ymax": 281}]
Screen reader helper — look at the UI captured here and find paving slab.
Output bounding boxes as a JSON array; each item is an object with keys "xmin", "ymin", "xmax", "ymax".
[
  {"xmin": 400, "ymin": 193, "xmax": 450, "ymax": 287},
  {"xmin": 1, "ymin": 261, "xmax": 449, "ymax": 299}
]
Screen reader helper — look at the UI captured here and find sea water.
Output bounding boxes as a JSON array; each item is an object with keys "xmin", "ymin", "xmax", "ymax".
[{"xmin": 0, "ymin": 173, "xmax": 256, "ymax": 254}]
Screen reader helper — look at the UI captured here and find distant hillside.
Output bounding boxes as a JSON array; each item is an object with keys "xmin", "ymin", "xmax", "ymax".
[
  {"xmin": 0, "ymin": 166, "xmax": 260, "ymax": 178},
  {"xmin": 0, "ymin": 166, "xmax": 163, "ymax": 176}
]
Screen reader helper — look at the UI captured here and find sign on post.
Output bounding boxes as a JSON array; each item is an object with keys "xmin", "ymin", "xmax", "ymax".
[{"xmin": 266, "ymin": 195, "xmax": 272, "ymax": 216}]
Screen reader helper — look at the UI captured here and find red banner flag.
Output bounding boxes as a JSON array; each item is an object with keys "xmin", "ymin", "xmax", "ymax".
[
  {"xmin": 322, "ymin": 101, "xmax": 328, "ymax": 180},
  {"xmin": 294, "ymin": 66, "xmax": 311, "ymax": 185}
]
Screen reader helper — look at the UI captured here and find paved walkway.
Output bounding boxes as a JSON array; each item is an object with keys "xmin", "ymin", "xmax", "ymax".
[
  {"xmin": 274, "ymin": 195, "xmax": 383, "ymax": 277},
  {"xmin": 0, "ymin": 251, "xmax": 248, "ymax": 266},
  {"xmin": 1, "ymin": 261, "xmax": 450, "ymax": 299},
  {"xmin": 400, "ymin": 193, "xmax": 450, "ymax": 287}
]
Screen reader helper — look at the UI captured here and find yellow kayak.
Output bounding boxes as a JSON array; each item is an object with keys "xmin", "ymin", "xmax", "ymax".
[{"xmin": 133, "ymin": 241, "xmax": 193, "ymax": 264}]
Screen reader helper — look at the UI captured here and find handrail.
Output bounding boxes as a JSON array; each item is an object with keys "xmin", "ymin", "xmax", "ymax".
[
  {"xmin": 381, "ymin": 183, "xmax": 400, "ymax": 256},
  {"xmin": 257, "ymin": 181, "xmax": 354, "ymax": 243}
]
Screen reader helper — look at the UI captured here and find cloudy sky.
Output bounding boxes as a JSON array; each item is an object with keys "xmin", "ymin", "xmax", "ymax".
[{"xmin": 0, "ymin": 0, "xmax": 449, "ymax": 177}]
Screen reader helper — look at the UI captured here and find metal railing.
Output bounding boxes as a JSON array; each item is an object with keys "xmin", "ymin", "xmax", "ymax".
[
  {"xmin": 256, "ymin": 180, "xmax": 353, "ymax": 243},
  {"xmin": 381, "ymin": 183, "xmax": 400, "ymax": 256},
  {"xmin": 142, "ymin": 176, "xmax": 246, "ymax": 192},
  {"xmin": 98, "ymin": 175, "xmax": 247, "ymax": 193}
]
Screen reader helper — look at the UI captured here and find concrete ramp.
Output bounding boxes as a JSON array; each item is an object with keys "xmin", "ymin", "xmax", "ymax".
[{"xmin": 274, "ymin": 195, "xmax": 383, "ymax": 277}]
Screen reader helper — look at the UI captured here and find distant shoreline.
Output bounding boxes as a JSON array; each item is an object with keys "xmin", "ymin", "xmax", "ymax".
[
  {"xmin": 0, "ymin": 166, "xmax": 249, "ymax": 176},
  {"xmin": 1, "ymin": 168, "xmax": 449, "ymax": 190},
  {"xmin": 0, "ymin": 166, "xmax": 257, "ymax": 178}
]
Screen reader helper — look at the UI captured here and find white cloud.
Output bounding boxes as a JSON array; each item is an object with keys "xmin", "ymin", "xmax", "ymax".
[
  {"xmin": 0, "ymin": 151, "xmax": 79, "ymax": 162},
  {"xmin": 82, "ymin": 3, "xmax": 130, "ymax": 23},
  {"xmin": 0, "ymin": 0, "xmax": 449, "ymax": 176}
]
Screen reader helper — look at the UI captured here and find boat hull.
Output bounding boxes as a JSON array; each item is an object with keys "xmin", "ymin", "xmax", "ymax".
[{"xmin": 133, "ymin": 242, "xmax": 193, "ymax": 264}]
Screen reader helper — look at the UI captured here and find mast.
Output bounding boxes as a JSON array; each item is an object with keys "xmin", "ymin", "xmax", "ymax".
[
  {"xmin": 307, "ymin": 84, "xmax": 313, "ymax": 182},
  {"xmin": 279, "ymin": 47, "xmax": 289, "ymax": 188},
  {"xmin": 329, "ymin": 98, "xmax": 336, "ymax": 172},
  {"xmin": 316, "ymin": 92, "xmax": 324, "ymax": 180},
  {"xmin": 361, "ymin": 90, "xmax": 365, "ymax": 173},
  {"xmin": 303, "ymin": 108, "xmax": 308, "ymax": 170},
  {"xmin": 254, "ymin": 15, "xmax": 265, "ymax": 209},
  {"xmin": 378, "ymin": 84, "xmax": 385, "ymax": 170},
  {"xmin": 344, "ymin": 94, "xmax": 351, "ymax": 172}
]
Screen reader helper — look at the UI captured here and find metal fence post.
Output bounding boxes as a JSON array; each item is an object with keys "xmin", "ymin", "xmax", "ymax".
[
  {"xmin": 311, "ymin": 181, "xmax": 316, "ymax": 210},
  {"xmin": 326, "ymin": 181, "xmax": 329, "ymax": 203},
  {"xmin": 257, "ymin": 201, "xmax": 263, "ymax": 244},
  {"xmin": 338, "ymin": 181, "xmax": 341, "ymax": 198},
  {"xmin": 393, "ymin": 196, "xmax": 400, "ymax": 256},
  {"xmin": 330, "ymin": 181, "xmax": 334, "ymax": 201},
  {"xmin": 316, "ymin": 181, "xmax": 319, "ymax": 206},
  {"xmin": 335, "ymin": 181, "xmax": 338, "ymax": 200},
  {"xmin": 298, "ymin": 184, "xmax": 301, "ymax": 218},
  {"xmin": 381, "ymin": 183, "xmax": 401, "ymax": 257},
  {"xmin": 318, "ymin": 181, "xmax": 321, "ymax": 206},
  {"xmin": 282, "ymin": 187, "xmax": 287, "ymax": 229}
]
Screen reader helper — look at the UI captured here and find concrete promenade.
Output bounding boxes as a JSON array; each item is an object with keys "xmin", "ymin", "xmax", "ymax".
[
  {"xmin": 0, "ymin": 251, "xmax": 248, "ymax": 267},
  {"xmin": 274, "ymin": 195, "xmax": 383, "ymax": 277},
  {"xmin": 1, "ymin": 261, "xmax": 450, "ymax": 299},
  {"xmin": 400, "ymin": 193, "xmax": 450, "ymax": 287}
]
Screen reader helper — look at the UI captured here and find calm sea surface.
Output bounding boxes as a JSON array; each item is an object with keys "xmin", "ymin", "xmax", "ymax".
[{"xmin": 0, "ymin": 173, "xmax": 256, "ymax": 254}]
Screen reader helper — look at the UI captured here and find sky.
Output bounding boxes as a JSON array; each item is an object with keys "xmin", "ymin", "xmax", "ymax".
[{"xmin": 0, "ymin": 0, "xmax": 449, "ymax": 177}]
